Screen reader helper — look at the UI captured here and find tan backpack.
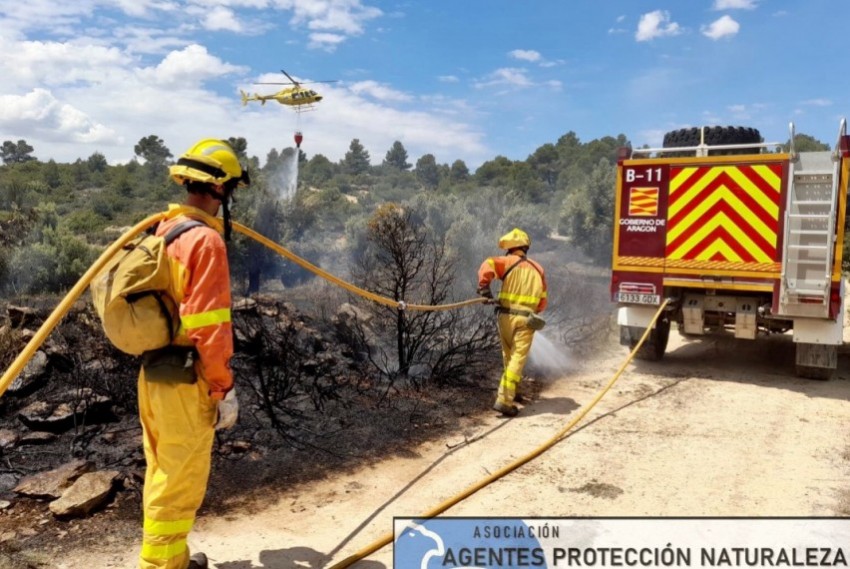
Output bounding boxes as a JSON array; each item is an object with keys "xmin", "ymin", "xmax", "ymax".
[{"xmin": 90, "ymin": 220, "xmax": 205, "ymax": 355}]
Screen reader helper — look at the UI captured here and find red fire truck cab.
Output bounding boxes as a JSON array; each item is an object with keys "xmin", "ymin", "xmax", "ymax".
[{"xmin": 611, "ymin": 120, "xmax": 849, "ymax": 379}]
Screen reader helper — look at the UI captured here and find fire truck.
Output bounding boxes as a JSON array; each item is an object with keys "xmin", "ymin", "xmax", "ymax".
[{"xmin": 611, "ymin": 120, "xmax": 849, "ymax": 378}]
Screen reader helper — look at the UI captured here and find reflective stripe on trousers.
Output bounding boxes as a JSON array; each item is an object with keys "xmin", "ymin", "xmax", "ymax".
[
  {"xmin": 496, "ymin": 312, "xmax": 535, "ymax": 406},
  {"xmin": 138, "ymin": 368, "xmax": 217, "ymax": 569}
]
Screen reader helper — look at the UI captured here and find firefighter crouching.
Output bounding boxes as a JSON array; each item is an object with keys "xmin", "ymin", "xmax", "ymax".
[
  {"xmin": 137, "ymin": 139, "xmax": 249, "ymax": 569},
  {"xmin": 477, "ymin": 228, "xmax": 548, "ymax": 417}
]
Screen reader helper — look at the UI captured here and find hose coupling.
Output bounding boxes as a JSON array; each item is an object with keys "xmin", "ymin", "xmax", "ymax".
[{"xmin": 397, "ymin": 300, "xmax": 407, "ymax": 311}]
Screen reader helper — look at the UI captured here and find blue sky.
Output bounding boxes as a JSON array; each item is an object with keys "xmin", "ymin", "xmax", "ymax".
[{"xmin": 0, "ymin": 0, "xmax": 847, "ymax": 170}]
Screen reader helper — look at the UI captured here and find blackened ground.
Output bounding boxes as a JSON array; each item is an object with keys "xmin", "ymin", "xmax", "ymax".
[{"xmin": 0, "ymin": 295, "xmax": 512, "ymax": 569}]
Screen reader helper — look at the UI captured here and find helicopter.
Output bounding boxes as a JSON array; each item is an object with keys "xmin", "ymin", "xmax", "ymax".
[{"xmin": 240, "ymin": 69, "xmax": 336, "ymax": 112}]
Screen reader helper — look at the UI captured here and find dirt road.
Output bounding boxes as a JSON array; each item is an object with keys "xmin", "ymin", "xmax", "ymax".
[{"xmin": 64, "ymin": 322, "xmax": 850, "ymax": 569}]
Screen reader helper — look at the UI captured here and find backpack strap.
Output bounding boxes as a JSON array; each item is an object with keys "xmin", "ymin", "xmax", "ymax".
[
  {"xmin": 500, "ymin": 258, "xmax": 524, "ymax": 281},
  {"xmin": 501, "ymin": 256, "xmax": 543, "ymax": 282},
  {"xmin": 164, "ymin": 220, "xmax": 207, "ymax": 245},
  {"xmin": 155, "ymin": 220, "xmax": 207, "ymax": 345}
]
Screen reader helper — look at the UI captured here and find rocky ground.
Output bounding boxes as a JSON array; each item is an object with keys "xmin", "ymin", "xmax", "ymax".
[
  {"xmin": 9, "ymin": 317, "xmax": 849, "ymax": 569},
  {"xmin": 0, "ymin": 295, "xmax": 512, "ymax": 569},
  {"xmin": 5, "ymin": 288, "xmax": 848, "ymax": 569}
]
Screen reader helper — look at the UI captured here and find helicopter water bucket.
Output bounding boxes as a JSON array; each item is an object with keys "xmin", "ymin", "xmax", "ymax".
[{"xmin": 294, "ymin": 131, "xmax": 303, "ymax": 148}]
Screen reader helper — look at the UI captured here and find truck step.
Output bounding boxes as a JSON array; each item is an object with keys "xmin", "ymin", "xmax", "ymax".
[
  {"xmin": 788, "ymin": 244, "xmax": 829, "ymax": 250},
  {"xmin": 789, "ymin": 229, "xmax": 830, "ymax": 235},
  {"xmin": 787, "ymin": 288, "xmax": 827, "ymax": 296},
  {"xmin": 788, "ymin": 213, "xmax": 831, "ymax": 219},
  {"xmin": 794, "ymin": 170, "xmax": 835, "ymax": 177}
]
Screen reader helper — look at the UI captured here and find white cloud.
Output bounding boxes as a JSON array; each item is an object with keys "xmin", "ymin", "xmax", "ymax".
[
  {"xmin": 473, "ymin": 68, "xmax": 533, "ymax": 90},
  {"xmin": 0, "ymin": 2, "xmax": 494, "ymax": 169},
  {"xmin": 112, "ymin": 26, "xmax": 191, "ymax": 55},
  {"xmin": 0, "ymin": 2, "xmax": 92, "ymax": 34},
  {"xmin": 201, "ymin": 6, "xmax": 244, "ymax": 32},
  {"xmin": 288, "ymin": 0, "xmax": 382, "ymax": 36},
  {"xmin": 713, "ymin": 0, "xmax": 757, "ymax": 9},
  {"xmin": 702, "ymin": 15, "xmax": 740, "ymax": 40},
  {"xmin": 636, "ymin": 10, "xmax": 681, "ymax": 42},
  {"xmin": 727, "ymin": 104, "xmax": 751, "ymax": 120},
  {"xmin": 509, "ymin": 49, "xmax": 541, "ymax": 63},
  {"xmin": 802, "ymin": 98, "xmax": 833, "ymax": 107},
  {"xmin": 308, "ymin": 32, "xmax": 346, "ymax": 50},
  {"xmin": 114, "ymin": 0, "xmax": 181, "ymax": 18},
  {"xmin": 0, "ymin": 36, "xmax": 130, "ymax": 88},
  {"xmin": 348, "ymin": 80, "xmax": 413, "ymax": 102},
  {"xmin": 438, "ymin": 75, "xmax": 459, "ymax": 83},
  {"xmin": 0, "ymin": 88, "xmax": 118, "ymax": 144},
  {"xmin": 142, "ymin": 44, "xmax": 246, "ymax": 85}
]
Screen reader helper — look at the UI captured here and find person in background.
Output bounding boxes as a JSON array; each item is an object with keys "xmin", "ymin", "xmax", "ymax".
[
  {"xmin": 138, "ymin": 139, "xmax": 249, "ymax": 569},
  {"xmin": 477, "ymin": 228, "xmax": 548, "ymax": 417}
]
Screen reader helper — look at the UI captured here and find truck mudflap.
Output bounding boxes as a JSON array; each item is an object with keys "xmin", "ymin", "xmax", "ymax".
[{"xmin": 793, "ymin": 278, "xmax": 844, "ymax": 380}]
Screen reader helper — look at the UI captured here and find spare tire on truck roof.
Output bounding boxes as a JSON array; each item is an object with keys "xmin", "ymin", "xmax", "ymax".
[{"xmin": 662, "ymin": 125, "xmax": 762, "ymax": 156}]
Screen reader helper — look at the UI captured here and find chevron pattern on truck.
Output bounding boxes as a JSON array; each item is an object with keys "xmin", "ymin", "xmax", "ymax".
[{"xmin": 665, "ymin": 164, "xmax": 782, "ymax": 265}]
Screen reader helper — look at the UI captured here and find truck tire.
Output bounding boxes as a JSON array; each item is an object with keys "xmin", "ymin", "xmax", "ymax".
[
  {"xmin": 623, "ymin": 318, "xmax": 671, "ymax": 361},
  {"xmin": 662, "ymin": 126, "xmax": 761, "ymax": 156}
]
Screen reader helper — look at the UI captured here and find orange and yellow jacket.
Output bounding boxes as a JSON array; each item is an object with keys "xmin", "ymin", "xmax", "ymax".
[
  {"xmin": 478, "ymin": 252, "xmax": 548, "ymax": 314},
  {"xmin": 157, "ymin": 204, "xmax": 233, "ymax": 400}
]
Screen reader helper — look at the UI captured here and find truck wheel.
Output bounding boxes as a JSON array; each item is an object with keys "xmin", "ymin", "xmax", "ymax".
[
  {"xmin": 662, "ymin": 126, "xmax": 761, "ymax": 156},
  {"xmin": 625, "ymin": 318, "xmax": 671, "ymax": 361}
]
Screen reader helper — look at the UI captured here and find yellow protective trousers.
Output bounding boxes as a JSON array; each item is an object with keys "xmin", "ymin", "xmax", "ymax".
[
  {"xmin": 137, "ymin": 369, "xmax": 217, "ymax": 569},
  {"xmin": 495, "ymin": 312, "xmax": 536, "ymax": 406}
]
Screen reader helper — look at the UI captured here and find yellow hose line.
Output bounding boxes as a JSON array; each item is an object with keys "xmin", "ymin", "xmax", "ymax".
[
  {"xmin": 328, "ymin": 299, "xmax": 670, "ymax": 569},
  {"xmin": 0, "ymin": 211, "xmax": 487, "ymax": 402},
  {"xmin": 232, "ymin": 221, "xmax": 488, "ymax": 312},
  {"xmin": 0, "ymin": 207, "xmax": 197, "ymax": 400}
]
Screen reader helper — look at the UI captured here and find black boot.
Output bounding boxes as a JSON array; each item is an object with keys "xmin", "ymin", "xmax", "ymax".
[
  {"xmin": 188, "ymin": 552, "xmax": 208, "ymax": 569},
  {"xmin": 493, "ymin": 402, "xmax": 518, "ymax": 417}
]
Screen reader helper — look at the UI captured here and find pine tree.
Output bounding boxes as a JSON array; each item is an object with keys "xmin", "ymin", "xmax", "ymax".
[
  {"xmin": 342, "ymin": 139, "xmax": 371, "ymax": 175},
  {"xmin": 383, "ymin": 141, "xmax": 411, "ymax": 170}
]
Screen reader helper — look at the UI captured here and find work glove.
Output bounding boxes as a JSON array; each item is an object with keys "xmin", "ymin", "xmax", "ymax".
[
  {"xmin": 477, "ymin": 286, "xmax": 493, "ymax": 299},
  {"xmin": 215, "ymin": 388, "xmax": 239, "ymax": 430}
]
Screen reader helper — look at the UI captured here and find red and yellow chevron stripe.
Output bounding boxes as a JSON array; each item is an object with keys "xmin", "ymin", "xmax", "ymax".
[
  {"xmin": 666, "ymin": 164, "xmax": 782, "ymax": 264},
  {"xmin": 629, "ymin": 187, "xmax": 659, "ymax": 216}
]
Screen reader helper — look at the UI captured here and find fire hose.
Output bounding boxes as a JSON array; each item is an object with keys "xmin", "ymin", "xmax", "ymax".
[
  {"xmin": 328, "ymin": 298, "xmax": 670, "ymax": 568},
  {"xmin": 0, "ymin": 209, "xmax": 668, "ymax": 567},
  {"xmin": 0, "ymin": 209, "xmax": 487, "ymax": 400}
]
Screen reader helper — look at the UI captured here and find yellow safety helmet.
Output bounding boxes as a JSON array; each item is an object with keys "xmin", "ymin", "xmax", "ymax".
[
  {"xmin": 498, "ymin": 228, "xmax": 531, "ymax": 250},
  {"xmin": 169, "ymin": 138, "xmax": 249, "ymax": 188}
]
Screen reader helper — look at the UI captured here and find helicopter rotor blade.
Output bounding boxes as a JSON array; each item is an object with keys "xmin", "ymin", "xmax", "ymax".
[
  {"xmin": 281, "ymin": 69, "xmax": 299, "ymax": 85},
  {"xmin": 254, "ymin": 80, "xmax": 338, "ymax": 85}
]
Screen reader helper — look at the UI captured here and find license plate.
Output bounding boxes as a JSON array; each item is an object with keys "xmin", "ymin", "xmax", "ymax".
[{"xmin": 617, "ymin": 292, "xmax": 660, "ymax": 305}]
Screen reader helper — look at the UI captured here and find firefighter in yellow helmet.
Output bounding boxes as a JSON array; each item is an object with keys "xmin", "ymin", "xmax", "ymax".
[
  {"xmin": 137, "ymin": 139, "xmax": 249, "ymax": 569},
  {"xmin": 477, "ymin": 228, "xmax": 548, "ymax": 417}
]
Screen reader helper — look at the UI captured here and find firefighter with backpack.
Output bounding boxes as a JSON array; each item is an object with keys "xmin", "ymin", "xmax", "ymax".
[
  {"xmin": 477, "ymin": 228, "xmax": 548, "ymax": 418},
  {"xmin": 135, "ymin": 139, "xmax": 249, "ymax": 569}
]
